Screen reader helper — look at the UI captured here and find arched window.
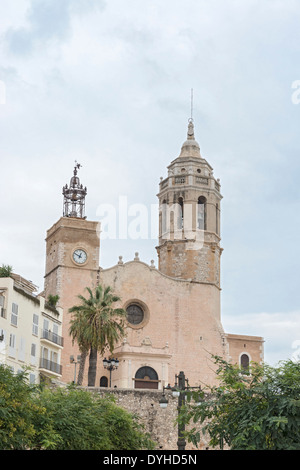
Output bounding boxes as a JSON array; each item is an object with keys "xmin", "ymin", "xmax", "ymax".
[
  {"xmin": 177, "ymin": 197, "xmax": 184, "ymax": 229},
  {"xmin": 240, "ymin": 354, "xmax": 250, "ymax": 372},
  {"xmin": 134, "ymin": 366, "xmax": 159, "ymax": 389},
  {"xmin": 197, "ymin": 196, "xmax": 206, "ymax": 230},
  {"xmin": 161, "ymin": 199, "xmax": 167, "ymax": 235},
  {"xmin": 100, "ymin": 376, "xmax": 108, "ymax": 387}
]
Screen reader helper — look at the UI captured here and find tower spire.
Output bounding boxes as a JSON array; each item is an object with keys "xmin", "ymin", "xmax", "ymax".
[
  {"xmin": 62, "ymin": 162, "xmax": 87, "ymax": 219},
  {"xmin": 186, "ymin": 88, "xmax": 195, "ymax": 141}
]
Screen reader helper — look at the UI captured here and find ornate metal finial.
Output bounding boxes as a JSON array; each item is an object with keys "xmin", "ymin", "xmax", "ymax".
[{"xmin": 62, "ymin": 162, "xmax": 87, "ymax": 218}]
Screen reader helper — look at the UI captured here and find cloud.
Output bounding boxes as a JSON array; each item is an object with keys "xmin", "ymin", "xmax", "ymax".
[{"xmin": 5, "ymin": 0, "xmax": 106, "ymax": 55}]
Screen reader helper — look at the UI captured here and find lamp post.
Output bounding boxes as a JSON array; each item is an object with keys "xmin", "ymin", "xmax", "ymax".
[
  {"xmin": 159, "ymin": 371, "xmax": 202, "ymax": 451},
  {"xmin": 70, "ymin": 355, "xmax": 81, "ymax": 384},
  {"xmin": 103, "ymin": 357, "xmax": 119, "ymax": 387}
]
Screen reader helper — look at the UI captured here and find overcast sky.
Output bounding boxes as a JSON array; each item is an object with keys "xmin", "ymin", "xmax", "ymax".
[{"xmin": 0, "ymin": 0, "xmax": 299, "ymax": 366}]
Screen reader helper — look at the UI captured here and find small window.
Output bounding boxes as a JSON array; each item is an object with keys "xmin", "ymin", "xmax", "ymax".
[
  {"xmin": 240, "ymin": 354, "xmax": 250, "ymax": 372},
  {"xmin": 31, "ymin": 343, "xmax": 36, "ymax": 357},
  {"xmin": 32, "ymin": 314, "xmax": 39, "ymax": 336},
  {"xmin": 11, "ymin": 303, "xmax": 18, "ymax": 326},
  {"xmin": 0, "ymin": 296, "xmax": 6, "ymax": 318},
  {"xmin": 9, "ymin": 333, "xmax": 15, "ymax": 348},
  {"xmin": 0, "ymin": 296, "xmax": 4, "ymax": 307},
  {"xmin": 175, "ymin": 176, "xmax": 185, "ymax": 184}
]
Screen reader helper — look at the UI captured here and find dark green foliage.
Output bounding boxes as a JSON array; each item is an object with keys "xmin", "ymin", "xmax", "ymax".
[
  {"xmin": 0, "ymin": 366, "xmax": 42, "ymax": 449},
  {"xmin": 0, "ymin": 365, "xmax": 155, "ymax": 450},
  {"xmin": 0, "ymin": 264, "xmax": 13, "ymax": 277},
  {"xmin": 47, "ymin": 294, "xmax": 60, "ymax": 307},
  {"xmin": 178, "ymin": 356, "xmax": 300, "ymax": 450}
]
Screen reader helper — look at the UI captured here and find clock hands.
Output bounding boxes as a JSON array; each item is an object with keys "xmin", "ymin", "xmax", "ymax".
[{"xmin": 73, "ymin": 249, "xmax": 87, "ymax": 264}]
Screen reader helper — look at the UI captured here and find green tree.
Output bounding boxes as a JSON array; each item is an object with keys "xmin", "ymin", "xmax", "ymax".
[
  {"xmin": 0, "ymin": 365, "xmax": 45, "ymax": 449},
  {"xmin": 178, "ymin": 356, "xmax": 300, "ymax": 450},
  {"xmin": 0, "ymin": 366, "xmax": 155, "ymax": 450},
  {"xmin": 69, "ymin": 285, "xmax": 127, "ymax": 386},
  {"xmin": 35, "ymin": 385, "xmax": 155, "ymax": 450},
  {"xmin": 0, "ymin": 264, "xmax": 13, "ymax": 277},
  {"xmin": 47, "ymin": 294, "xmax": 60, "ymax": 307}
]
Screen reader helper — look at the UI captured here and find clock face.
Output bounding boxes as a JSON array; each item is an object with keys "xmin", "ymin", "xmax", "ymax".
[{"xmin": 73, "ymin": 249, "xmax": 87, "ymax": 264}]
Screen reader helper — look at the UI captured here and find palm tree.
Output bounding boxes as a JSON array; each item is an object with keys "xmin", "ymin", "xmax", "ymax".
[{"xmin": 69, "ymin": 285, "xmax": 126, "ymax": 386}]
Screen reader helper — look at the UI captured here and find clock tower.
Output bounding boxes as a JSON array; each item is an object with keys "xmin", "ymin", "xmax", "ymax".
[{"xmin": 44, "ymin": 163, "xmax": 100, "ymax": 384}]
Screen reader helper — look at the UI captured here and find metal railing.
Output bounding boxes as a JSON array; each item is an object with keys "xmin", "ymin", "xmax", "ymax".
[
  {"xmin": 41, "ymin": 329, "xmax": 64, "ymax": 347},
  {"xmin": 39, "ymin": 358, "xmax": 62, "ymax": 375}
]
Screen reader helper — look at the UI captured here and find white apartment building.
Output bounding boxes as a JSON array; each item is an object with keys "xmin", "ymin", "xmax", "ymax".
[{"xmin": 0, "ymin": 274, "xmax": 64, "ymax": 384}]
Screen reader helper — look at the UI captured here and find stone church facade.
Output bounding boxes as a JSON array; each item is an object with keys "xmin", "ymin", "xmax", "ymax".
[{"xmin": 44, "ymin": 119, "xmax": 264, "ymax": 388}]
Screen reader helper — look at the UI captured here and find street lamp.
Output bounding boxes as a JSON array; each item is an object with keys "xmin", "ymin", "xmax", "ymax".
[
  {"xmin": 103, "ymin": 357, "xmax": 119, "ymax": 387},
  {"xmin": 159, "ymin": 371, "xmax": 202, "ymax": 450},
  {"xmin": 70, "ymin": 355, "xmax": 81, "ymax": 384}
]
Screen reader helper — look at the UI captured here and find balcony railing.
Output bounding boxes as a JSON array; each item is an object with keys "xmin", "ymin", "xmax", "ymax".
[
  {"xmin": 39, "ymin": 358, "xmax": 62, "ymax": 375},
  {"xmin": 41, "ymin": 329, "xmax": 64, "ymax": 347}
]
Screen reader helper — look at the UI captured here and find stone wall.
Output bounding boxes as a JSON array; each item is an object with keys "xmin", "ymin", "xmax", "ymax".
[{"xmin": 88, "ymin": 386, "xmax": 210, "ymax": 450}]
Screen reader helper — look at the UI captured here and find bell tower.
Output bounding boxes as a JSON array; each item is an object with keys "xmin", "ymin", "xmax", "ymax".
[
  {"xmin": 44, "ymin": 163, "xmax": 100, "ymax": 384},
  {"xmin": 156, "ymin": 119, "xmax": 222, "ymax": 287}
]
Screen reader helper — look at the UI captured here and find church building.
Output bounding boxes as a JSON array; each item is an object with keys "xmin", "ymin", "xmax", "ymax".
[{"xmin": 44, "ymin": 118, "xmax": 264, "ymax": 388}]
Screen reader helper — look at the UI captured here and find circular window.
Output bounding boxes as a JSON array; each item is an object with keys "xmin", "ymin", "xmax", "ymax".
[{"xmin": 126, "ymin": 304, "xmax": 144, "ymax": 325}]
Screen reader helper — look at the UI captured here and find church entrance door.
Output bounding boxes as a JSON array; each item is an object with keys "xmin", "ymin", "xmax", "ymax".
[{"xmin": 134, "ymin": 366, "xmax": 159, "ymax": 390}]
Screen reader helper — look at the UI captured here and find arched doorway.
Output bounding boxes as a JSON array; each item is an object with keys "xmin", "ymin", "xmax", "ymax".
[
  {"xmin": 134, "ymin": 366, "xmax": 159, "ymax": 389},
  {"xmin": 100, "ymin": 376, "xmax": 108, "ymax": 387}
]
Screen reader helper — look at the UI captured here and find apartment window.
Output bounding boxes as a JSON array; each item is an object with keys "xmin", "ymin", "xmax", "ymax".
[
  {"xmin": 43, "ymin": 318, "xmax": 49, "ymax": 332},
  {"xmin": 9, "ymin": 333, "xmax": 16, "ymax": 357},
  {"xmin": 0, "ymin": 296, "xmax": 6, "ymax": 318},
  {"xmin": 30, "ymin": 343, "xmax": 37, "ymax": 366},
  {"xmin": 31, "ymin": 343, "xmax": 36, "ymax": 356},
  {"xmin": 32, "ymin": 314, "xmax": 39, "ymax": 336},
  {"xmin": 11, "ymin": 303, "xmax": 18, "ymax": 326},
  {"xmin": 52, "ymin": 323, "xmax": 58, "ymax": 343}
]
